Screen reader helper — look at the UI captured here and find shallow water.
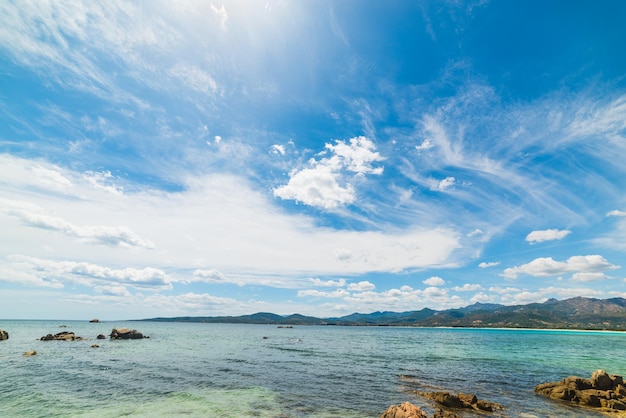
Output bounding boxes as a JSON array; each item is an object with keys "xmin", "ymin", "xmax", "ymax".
[{"xmin": 1, "ymin": 320, "xmax": 624, "ymax": 417}]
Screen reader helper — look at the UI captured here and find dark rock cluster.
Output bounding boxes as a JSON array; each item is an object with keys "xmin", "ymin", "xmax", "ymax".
[
  {"xmin": 0, "ymin": 329, "xmax": 8, "ymax": 340},
  {"xmin": 381, "ymin": 391, "xmax": 503, "ymax": 418},
  {"xmin": 109, "ymin": 327, "xmax": 148, "ymax": 339},
  {"xmin": 40, "ymin": 331, "xmax": 84, "ymax": 341},
  {"xmin": 417, "ymin": 391, "xmax": 502, "ymax": 413}
]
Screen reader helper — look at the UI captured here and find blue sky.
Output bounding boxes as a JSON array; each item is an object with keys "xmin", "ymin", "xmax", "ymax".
[{"xmin": 1, "ymin": 1, "xmax": 625, "ymax": 320}]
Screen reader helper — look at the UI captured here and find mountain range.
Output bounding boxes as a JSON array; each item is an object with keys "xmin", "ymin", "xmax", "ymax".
[{"xmin": 141, "ymin": 297, "xmax": 626, "ymax": 330}]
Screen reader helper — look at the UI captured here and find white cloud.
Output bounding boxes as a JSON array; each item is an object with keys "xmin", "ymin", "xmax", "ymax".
[
  {"xmin": 3, "ymin": 255, "xmax": 172, "ymax": 290},
  {"xmin": 452, "ymin": 283, "xmax": 483, "ymax": 292},
  {"xmin": 607, "ymin": 210, "xmax": 626, "ymax": 217},
  {"xmin": 570, "ymin": 272, "xmax": 610, "ymax": 282},
  {"xmin": 488, "ymin": 286, "xmax": 520, "ymax": 294},
  {"xmin": 273, "ymin": 136, "xmax": 383, "ymax": 209},
  {"xmin": 437, "ymin": 176, "xmax": 455, "ymax": 191},
  {"xmin": 422, "ymin": 276, "xmax": 445, "ymax": 286},
  {"xmin": 501, "ymin": 255, "xmax": 619, "ymax": 280},
  {"xmin": 191, "ymin": 269, "xmax": 228, "ymax": 284},
  {"xmin": 0, "ymin": 198, "xmax": 154, "ymax": 249},
  {"xmin": 347, "ymin": 280, "xmax": 376, "ymax": 291},
  {"xmin": 526, "ymin": 229, "xmax": 571, "ymax": 244},
  {"xmin": 479, "ymin": 261, "xmax": 500, "ymax": 268},
  {"xmin": 415, "ymin": 139, "xmax": 434, "ymax": 151},
  {"xmin": 499, "ymin": 286, "xmax": 604, "ymax": 305},
  {"xmin": 309, "ymin": 278, "xmax": 347, "ymax": 287},
  {"xmin": 273, "ymin": 165, "xmax": 355, "ymax": 209},
  {"xmin": 1, "ymin": 155, "xmax": 462, "ymax": 291},
  {"xmin": 469, "ymin": 293, "xmax": 497, "ymax": 303},
  {"xmin": 297, "ymin": 288, "xmax": 350, "ymax": 298},
  {"xmin": 270, "ymin": 144, "xmax": 286, "ymax": 155},
  {"xmin": 325, "ymin": 136, "xmax": 385, "ymax": 175},
  {"xmin": 467, "ymin": 229, "xmax": 484, "ymax": 237}
]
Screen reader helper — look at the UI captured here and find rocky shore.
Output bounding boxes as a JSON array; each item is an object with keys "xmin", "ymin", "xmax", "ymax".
[
  {"xmin": 382, "ymin": 391, "xmax": 502, "ymax": 418},
  {"xmin": 382, "ymin": 369, "xmax": 626, "ymax": 417},
  {"xmin": 534, "ymin": 369, "xmax": 626, "ymax": 414}
]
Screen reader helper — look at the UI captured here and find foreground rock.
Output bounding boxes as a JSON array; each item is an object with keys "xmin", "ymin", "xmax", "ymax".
[
  {"xmin": 535, "ymin": 369, "xmax": 626, "ymax": 413},
  {"xmin": 0, "ymin": 329, "xmax": 8, "ymax": 340},
  {"xmin": 40, "ymin": 331, "xmax": 84, "ymax": 341},
  {"xmin": 109, "ymin": 328, "xmax": 148, "ymax": 340},
  {"xmin": 417, "ymin": 391, "xmax": 502, "ymax": 413},
  {"xmin": 381, "ymin": 402, "xmax": 428, "ymax": 418}
]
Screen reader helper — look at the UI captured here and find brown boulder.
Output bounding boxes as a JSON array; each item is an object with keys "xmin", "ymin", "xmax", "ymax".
[
  {"xmin": 40, "ymin": 331, "xmax": 83, "ymax": 341},
  {"xmin": 535, "ymin": 370, "xmax": 626, "ymax": 413},
  {"xmin": 110, "ymin": 328, "xmax": 147, "ymax": 340},
  {"xmin": 0, "ymin": 329, "xmax": 8, "ymax": 340},
  {"xmin": 380, "ymin": 402, "xmax": 428, "ymax": 418}
]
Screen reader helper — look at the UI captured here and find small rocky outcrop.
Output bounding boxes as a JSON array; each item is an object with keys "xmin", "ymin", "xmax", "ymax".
[
  {"xmin": 417, "ymin": 391, "xmax": 502, "ymax": 413},
  {"xmin": 109, "ymin": 328, "xmax": 147, "ymax": 340},
  {"xmin": 535, "ymin": 369, "xmax": 626, "ymax": 413},
  {"xmin": 23, "ymin": 350, "xmax": 37, "ymax": 356},
  {"xmin": 40, "ymin": 331, "xmax": 84, "ymax": 341},
  {"xmin": 0, "ymin": 329, "xmax": 8, "ymax": 340},
  {"xmin": 381, "ymin": 401, "xmax": 428, "ymax": 418},
  {"xmin": 97, "ymin": 334, "xmax": 106, "ymax": 339},
  {"xmin": 89, "ymin": 318, "xmax": 100, "ymax": 323}
]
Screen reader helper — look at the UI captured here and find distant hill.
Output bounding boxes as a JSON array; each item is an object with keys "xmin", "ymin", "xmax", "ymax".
[{"xmin": 142, "ymin": 297, "xmax": 626, "ymax": 330}]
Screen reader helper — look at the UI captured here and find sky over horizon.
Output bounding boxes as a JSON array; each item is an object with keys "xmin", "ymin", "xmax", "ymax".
[{"xmin": 1, "ymin": 0, "xmax": 626, "ymax": 320}]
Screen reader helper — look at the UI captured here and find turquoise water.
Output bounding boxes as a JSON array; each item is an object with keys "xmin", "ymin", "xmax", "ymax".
[{"xmin": 1, "ymin": 321, "xmax": 625, "ymax": 417}]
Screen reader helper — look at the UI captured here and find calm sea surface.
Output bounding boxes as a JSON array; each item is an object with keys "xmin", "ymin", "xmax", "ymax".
[{"xmin": 1, "ymin": 320, "xmax": 625, "ymax": 417}]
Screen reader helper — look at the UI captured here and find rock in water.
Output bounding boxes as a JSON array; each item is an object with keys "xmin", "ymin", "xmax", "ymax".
[
  {"xmin": 535, "ymin": 369, "xmax": 626, "ymax": 413},
  {"xmin": 40, "ymin": 331, "xmax": 83, "ymax": 341},
  {"xmin": 380, "ymin": 402, "xmax": 428, "ymax": 418},
  {"xmin": 109, "ymin": 328, "xmax": 147, "ymax": 340},
  {"xmin": 416, "ymin": 391, "xmax": 502, "ymax": 412},
  {"xmin": 0, "ymin": 330, "xmax": 8, "ymax": 340}
]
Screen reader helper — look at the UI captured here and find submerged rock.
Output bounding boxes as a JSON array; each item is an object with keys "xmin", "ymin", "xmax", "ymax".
[
  {"xmin": 380, "ymin": 401, "xmax": 428, "ymax": 418},
  {"xmin": 0, "ymin": 329, "xmax": 8, "ymax": 340},
  {"xmin": 40, "ymin": 331, "xmax": 84, "ymax": 341},
  {"xmin": 23, "ymin": 350, "xmax": 37, "ymax": 356},
  {"xmin": 535, "ymin": 369, "xmax": 626, "ymax": 413},
  {"xmin": 417, "ymin": 391, "xmax": 502, "ymax": 413},
  {"xmin": 109, "ymin": 328, "xmax": 148, "ymax": 340}
]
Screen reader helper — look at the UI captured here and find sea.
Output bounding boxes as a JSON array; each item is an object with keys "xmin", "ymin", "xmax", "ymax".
[{"xmin": 1, "ymin": 320, "xmax": 625, "ymax": 417}]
